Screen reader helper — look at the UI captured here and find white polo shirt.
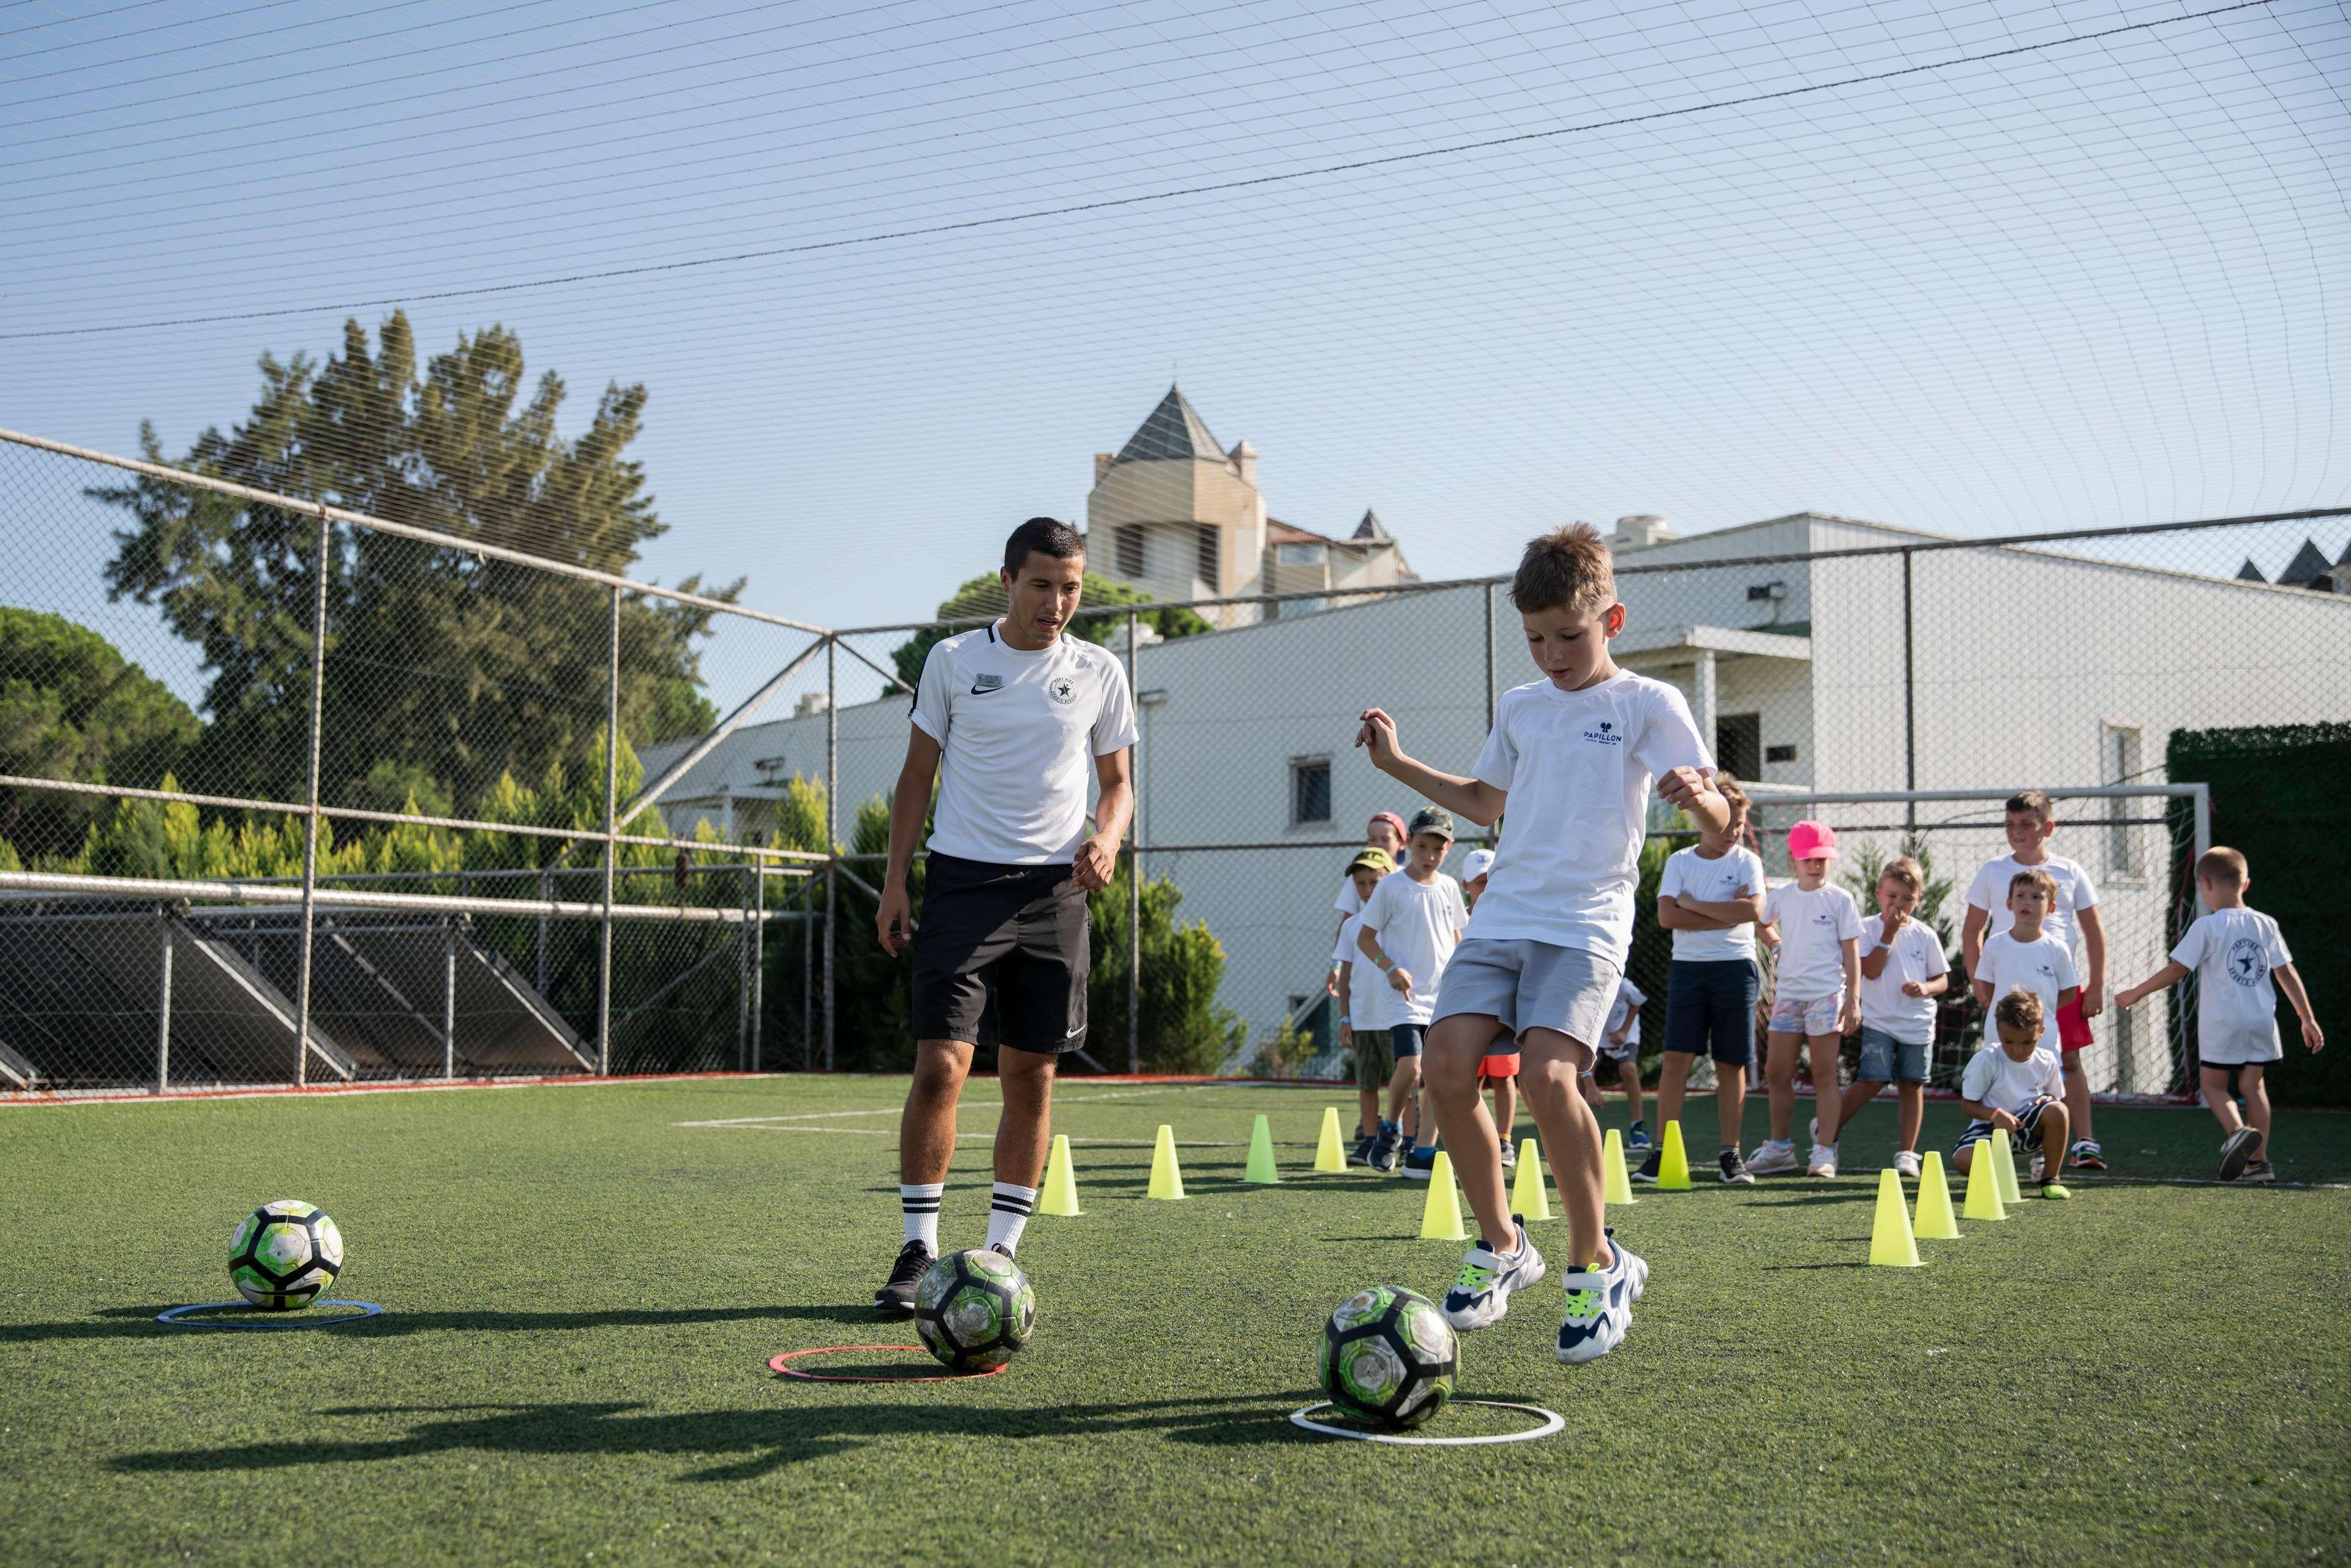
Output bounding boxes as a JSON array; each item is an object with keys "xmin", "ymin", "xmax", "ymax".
[{"xmin": 910, "ymin": 621, "xmax": 1138, "ymax": 866}]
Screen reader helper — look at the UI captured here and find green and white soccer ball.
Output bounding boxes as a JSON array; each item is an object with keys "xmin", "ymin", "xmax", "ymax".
[
  {"xmin": 228, "ymin": 1200, "xmax": 343, "ymax": 1310},
  {"xmin": 1319, "ymin": 1285, "xmax": 1458, "ymax": 1429},
  {"xmin": 913, "ymin": 1248, "xmax": 1036, "ymax": 1371}
]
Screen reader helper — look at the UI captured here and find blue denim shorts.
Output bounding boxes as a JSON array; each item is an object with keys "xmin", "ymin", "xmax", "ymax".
[{"xmin": 1855, "ymin": 1026, "xmax": 1929, "ymax": 1084}]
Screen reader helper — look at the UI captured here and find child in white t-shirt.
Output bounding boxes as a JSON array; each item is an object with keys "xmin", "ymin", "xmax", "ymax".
[
  {"xmin": 1357, "ymin": 522, "xmax": 1726, "ymax": 1364},
  {"xmin": 1328, "ymin": 812, "xmax": 1408, "ymax": 996},
  {"xmin": 2118, "ymin": 846, "xmax": 2324, "ymax": 1183},
  {"xmin": 1971, "ymin": 869, "xmax": 2079, "ymax": 1056},
  {"xmin": 1578, "ymin": 975, "xmax": 1649, "ymax": 1149},
  {"xmin": 1333, "ymin": 846, "xmax": 1397, "ymax": 1163},
  {"xmin": 1357, "ymin": 808, "xmax": 1471, "ymax": 1178},
  {"xmin": 1953, "ymin": 989, "xmax": 2072, "ymax": 1199},
  {"xmin": 1831, "ymin": 855, "xmax": 1949, "ymax": 1178},
  {"xmin": 1752, "ymin": 820, "xmax": 1863, "ymax": 1178}
]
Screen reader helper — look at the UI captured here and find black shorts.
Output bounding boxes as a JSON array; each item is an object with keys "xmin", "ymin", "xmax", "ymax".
[{"xmin": 910, "ymin": 853, "xmax": 1091, "ymax": 1054}]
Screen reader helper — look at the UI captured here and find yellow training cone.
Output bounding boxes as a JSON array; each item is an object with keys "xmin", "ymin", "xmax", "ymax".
[
  {"xmin": 1313, "ymin": 1107, "xmax": 1348, "ymax": 1173},
  {"xmin": 1657, "ymin": 1119, "xmax": 1693, "ymax": 1191},
  {"xmin": 1961, "ymin": 1139, "xmax": 2007, "ymax": 1221},
  {"xmin": 1913, "ymin": 1151, "xmax": 1960, "ymax": 1239},
  {"xmin": 1419, "ymin": 1150, "xmax": 1467, "ymax": 1240},
  {"xmin": 1510, "ymin": 1138, "xmax": 1550, "ymax": 1221},
  {"xmin": 1602, "ymin": 1127, "xmax": 1637, "ymax": 1206},
  {"xmin": 1868, "ymin": 1166, "xmax": 1923, "ymax": 1267},
  {"xmin": 1243, "ymin": 1113, "xmax": 1281, "ymax": 1184},
  {"xmin": 1147, "ymin": 1124, "xmax": 1187, "ymax": 1200},
  {"xmin": 1990, "ymin": 1128, "xmax": 2023, "ymax": 1206},
  {"xmin": 1039, "ymin": 1133, "xmax": 1082, "ymax": 1217}
]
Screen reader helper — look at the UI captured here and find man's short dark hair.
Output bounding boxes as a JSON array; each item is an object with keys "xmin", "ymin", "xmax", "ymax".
[{"xmin": 1004, "ymin": 517, "xmax": 1085, "ymax": 576}]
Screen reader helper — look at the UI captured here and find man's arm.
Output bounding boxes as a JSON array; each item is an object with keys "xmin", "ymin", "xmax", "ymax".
[
  {"xmin": 1971, "ymin": 976, "xmax": 1994, "ymax": 1011},
  {"xmin": 1072, "ymin": 748, "xmax": 1132, "ymax": 895},
  {"xmin": 1961, "ymin": 904, "xmax": 1990, "ymax": 978},
  {"xmin": 877, "ymin": 726, "xmax": 943, "ymax": 956},
  {"xmin": 1355, "ymin": 708, "xmax": 1507, "ymax": 826},
  {"xmin": 2276, "ymin": 962, "xmax": 2325, "ymax": 1053},
  {"xmin": 2075, "ymin": 905, "xmax": 2108, "ymax": 1018}
]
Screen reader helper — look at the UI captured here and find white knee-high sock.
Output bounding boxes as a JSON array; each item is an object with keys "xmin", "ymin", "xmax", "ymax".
[
  {"xmin": 900, "ymin": 1183, "xmax": 943, "ymax": 1251},
  {"xmin": 985, "ymin": 1182, "xmax": 1038, "ymax": 1255}
]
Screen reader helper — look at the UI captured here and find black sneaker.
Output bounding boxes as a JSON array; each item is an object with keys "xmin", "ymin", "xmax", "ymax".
[
  {"xmin": 1370, "ymin": 1122, "xmax": 1403, "ymax": 1174},
  {"xmin": 1630, "ymin": 1149, "xmax": 1662, "ymax": 1185},
  {"xmin": 874, "ymin": 1240, "xmax": 933, "ymax": 1315},
  {"xmin": 2239, "ymin": 1158, "xmax": 2276, "ymax": 1184},
  {"xmin": 1352, "ymin": 1133, "xmax": 1376, "ymax": 1166},
  {"xmin": 2219, "ymin": 1127, "xmax": 2263, "ymax": 1182},
  {"xmin": 988, "ymin": 1241, "xmax": 1017, "ymax": 1260},
  {"xmin": 1719, "ymin": 1149, "xmax": 1755, "ymax": 1185}
]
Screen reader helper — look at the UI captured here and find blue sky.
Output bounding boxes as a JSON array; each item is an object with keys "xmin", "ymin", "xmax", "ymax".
[{"xmin": 4, "ymin": 0, "xmax": 2347, "ymax": 711}]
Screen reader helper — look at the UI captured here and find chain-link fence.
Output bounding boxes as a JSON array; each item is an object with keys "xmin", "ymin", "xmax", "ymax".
[{"xmin": 5, "ymin": 424, "xmax": 2348, "ymax": 1095}]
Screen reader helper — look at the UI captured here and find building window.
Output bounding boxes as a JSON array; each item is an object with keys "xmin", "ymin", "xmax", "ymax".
[
  {"xmin": 1765, "ymin": 743, "xmax": 1798, "ymax": 763},
  {"xmin": 1715, "ymin": 714, "xmax": 1761, "ymax": 778},
  {"xmin": 2103, "ymin": 722, "xmax": 2145, "ymax": 878},
  {"xmin": 1276, "ymin": 541, "xmax": 1326, "ymax": 566},
  {"xmin": 1115, "ymin": 524, "xmax": 1144, "ymax": 578},
  {"xmin": 1291, "ymin": 758, "xmax": 1332, "ymax": 825},
  {"xmin": 1196, "ymin": 524, "xmax": 1220, "ymax": 590}
]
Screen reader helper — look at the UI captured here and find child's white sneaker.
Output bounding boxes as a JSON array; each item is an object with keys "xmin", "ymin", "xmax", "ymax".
[
  {"xmin": 2030, "ymin": 1150, "xmax": 2047, "ymax": 1184},
  {"xmin": 1441, "ymin": 1220, "xmax": 1545, "ymax": 1332},
  {"xmin": 1746, "ymin": 1139, "xmax": 1798, "ymax": 1176},
  {"xmin": 1807, "ymin": 1142, "xmax": 1839, "ymax": 1177},
  {"xmin": 1556, "ymin": 1229, "xmax": 1645, "ymax": 1364},
  {"xmin": 1892, "ymin": 1150, "xmax": 1922, "ymax": 1179}
]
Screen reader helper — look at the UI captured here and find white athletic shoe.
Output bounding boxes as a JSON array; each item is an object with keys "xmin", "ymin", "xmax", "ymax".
[
  {"xmin": 2030, "ymin": 1151, "xmax": 2047, "ymax": 1184},
  {"xmin": 1556, "ymin": 1229, "xmax": 1646, "ymax": 1365},
  {"xmin": 1441, "ymin": 1222, "xmax": 1547, "ymax": 1332},
  {"xmin": 1746, "ymin": 1139, "xmax": 1799, "ymax": 1176},
  {"xmin": 1893, "ymin": 1150, "xmax": 1922, "ymax": 1179},
  {"xmin": 1808, "ymin": 1141, "xmax": 1839, "ymax": 1178}
]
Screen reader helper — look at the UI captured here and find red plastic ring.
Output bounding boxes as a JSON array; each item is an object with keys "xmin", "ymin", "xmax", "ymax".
[{"xmin": 767, "ymin": 1345, "xmax": 1011, "ymax": 1383}]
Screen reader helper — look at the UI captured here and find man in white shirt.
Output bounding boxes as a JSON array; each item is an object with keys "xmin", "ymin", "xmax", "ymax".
[{"xmin": 871, "ymin": 519, "xmax": 1138, "ymax": 1313}]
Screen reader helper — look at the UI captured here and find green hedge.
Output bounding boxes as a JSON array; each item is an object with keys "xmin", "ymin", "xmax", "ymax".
[{"xmin": 2168, "ymin": 722, "xmax": 2350, "ymax": 1106}]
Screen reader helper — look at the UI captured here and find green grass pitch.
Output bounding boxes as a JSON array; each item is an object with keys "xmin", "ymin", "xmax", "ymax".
[{"xmin": 6, "ymin": 1077, "xmax": 2349, "ymax": 1566}]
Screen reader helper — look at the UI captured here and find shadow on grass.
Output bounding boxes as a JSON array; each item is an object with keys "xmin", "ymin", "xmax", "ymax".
[
  {"xmin": 0, "ymin": 1302, "xmax": 884, "ymax": 1345},
  {"xmin": 110, "ymin": 1391, "xmax": 1321, "ymax": 1479}
]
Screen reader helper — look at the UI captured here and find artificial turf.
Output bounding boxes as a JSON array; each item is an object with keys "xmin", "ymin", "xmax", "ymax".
[{"xmin": 4, "ymin": 1076, "xmax": 2349, "ymax": 1567}]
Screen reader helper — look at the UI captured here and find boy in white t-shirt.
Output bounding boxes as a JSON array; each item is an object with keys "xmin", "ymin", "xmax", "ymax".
[
  {"xmin": 1971, "ymin": 869, "xmax": 2079, "ymax": 1058},
  {"xmin": 1640, "ymin": 771, "xmax": 1768, "ymax": 1185},
  {"xmin": 1356, "ymin": 809, "xmax": 1471, "ymax": 1177},
  {"xmin": 2118, "ymin": 846, "xmax": 2324, "ymax": 1182},
  {"xmin": 1359, "ymin": 523, "xmax": 1726, "ymax": 1364},
  {"xmin": 1578, "ymin": 975, "xmax": 1649, "ymax": 1148},
  {"xmin": 1954, "ymin": 989, "xmax": 2072, "ymax": 1199},
  {"xmin": 1829, "ymin": 855, "xmax": 1949, "ymax": 1179},
  {"xmin": 1332, "ymin": 846, "xmax": 1397, "ymax": 1164},
  {"xmin": 1961, "ymin": 790, "xmax": 2110, "ymax": 1169},
  {"xmin": 1750, "ymin": 820, "xmax": 1864, "ymax": 1178},
  {"xmin": 1327, "ymin": 811, "xmax": 1409, "ymax": 999}
]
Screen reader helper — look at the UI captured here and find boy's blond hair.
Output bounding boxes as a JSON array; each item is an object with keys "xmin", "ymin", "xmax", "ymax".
[
  {"xmin": 2195, "ymin": 846, "xmax": 2249, "ymax": 888},
  {"xmin": 1879, "ymin": 855, "xmax": 1924, "ymax": 895},
  {"xmin": 1510, "ymin": 523, "xmax": 1616, "ymax": 615},
  {"xmin": 1994, "ymin": 986, "xmax": 2045, "ymax": 1036},
  {"xmin": 2004, "ymin": 789, "xmax": 2054, "ymax": 823},
  {"xmin": 1714, "ymin": 770, "xmax": 1750, "ymax": 814},
  {"xmin": 2008, "ymin": 866, "xmax": 2057, "ymax": 904}
]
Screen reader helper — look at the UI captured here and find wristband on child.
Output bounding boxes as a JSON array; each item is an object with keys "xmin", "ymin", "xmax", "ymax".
[{"xmin": 1338, "ymin": 1014, "xmax": 1350, "ymax": 1026}]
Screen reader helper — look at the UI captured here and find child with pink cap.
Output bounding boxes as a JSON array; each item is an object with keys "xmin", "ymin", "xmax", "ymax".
[{"xmin": 1751, "ymin": 819, "xmax": 1864, "ymax": 1176}]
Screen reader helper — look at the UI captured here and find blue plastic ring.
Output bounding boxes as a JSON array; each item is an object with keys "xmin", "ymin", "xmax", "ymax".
[{"xmin": 156, "ymin": 1300, "xmax": 383, "ymax": 1329}]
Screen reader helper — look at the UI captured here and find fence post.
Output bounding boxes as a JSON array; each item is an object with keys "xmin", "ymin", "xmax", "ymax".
[
  {"xmin": 801, "ymin": 883, "xmax": 814, "ymax": 1070},
  {"xmin": 155, "ymin": 910, "xmax": 174, "ymax": 1095},
  {"xmin": 443, "ymin": 917, "xmax": 457, "ymax": 1081},
  {"xmin": 1125, "ymin": 608, "xmax": 1141, "ymax": 1074},
  {"xmin": 598, "ymin": 584, "xmax": 620, "ymax": 1076},
  {"xmin": 536, "ymin": 866, "xmax": 550, "ymax": 994},
  {"xmin": 293, "ymin": 505, "xmax": 331, "ymax": 1087},
  {"xmin": 1483, "ymin": 580, "xmax": 1497, "ymax": 729},
  {"xmin": 823, "ymin": 636, "xmax": 838, "ymax": 1071},
  {"xmin": 751, "ymin": 856, "xmax": 765, "ymax": 1073},
  {"xmin": 1901, "ymin": 548, "xmax": 1917, "ymax": 839},
  {"xmin": 738, "ymin": 863, "xmax": 753, "ymax": 1071}
]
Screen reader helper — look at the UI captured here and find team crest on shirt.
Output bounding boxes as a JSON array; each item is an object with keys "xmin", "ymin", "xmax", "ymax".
[
  {"xmin": 2227, "ymin": 938, "xmax": 2267, "ymax": 988},
  {"xmin": 1048, "ymin": 676, "xmax": 1078, "ymax": 705},
  {"xmin": 1582, "ymin": 720, "xmax": 1623, "ymax": 746}
]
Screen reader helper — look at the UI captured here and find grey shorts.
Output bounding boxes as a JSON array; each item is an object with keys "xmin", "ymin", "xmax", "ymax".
[{"xmin": 1431, "ymin": 937, "xmax": 1619, "ymax": 1061}]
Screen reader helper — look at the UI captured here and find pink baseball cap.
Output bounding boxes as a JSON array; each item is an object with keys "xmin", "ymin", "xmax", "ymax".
[{"xmin": 1786, "ymin": 819, "xmax": 1840, "ymax": 860}]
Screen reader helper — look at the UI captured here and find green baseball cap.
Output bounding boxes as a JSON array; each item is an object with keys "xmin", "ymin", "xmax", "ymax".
[
  {"xmin": 1346, "ymin": 847, "xmax": 1395, "ymax": 877},
  {"xmin": 1408, "ymin": 807, "xmax": 1455, "ymax": 841}
]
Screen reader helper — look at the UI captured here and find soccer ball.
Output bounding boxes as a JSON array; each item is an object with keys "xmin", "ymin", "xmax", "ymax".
[
  {"xmin": 228, "ymin": 1200, "xmax": 343, "ymax": 1310},
  {"xmin": 1319, "ymin": 1285, "xmax": 1457, "ymax": 1429},
  {"xmin": 912, "ymin": 1248, "xmax": 1035, "ymax": 1371}
]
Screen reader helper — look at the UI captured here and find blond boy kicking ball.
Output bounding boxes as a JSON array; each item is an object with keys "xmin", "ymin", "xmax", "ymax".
[
  {"xmin": 1963, "ymin": 790, "xmax": 2109, "ymax": 1170},
  {"xmin": 1357, "ymin": 523, "xmax": 1727, "ymax": 1364},
  {"xmin": 1750, "ymin": 820, "xmax": 1863, "ymax": 1177},
  {"xmin": 2117, "ymin": 846, "xmax": 2324, "ymax": 1183},
  {"xmin": 1954, "ymin": 989, "xmax": 2073, "ymax": 1200}
]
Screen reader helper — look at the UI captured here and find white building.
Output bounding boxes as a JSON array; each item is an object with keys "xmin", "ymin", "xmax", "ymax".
[{"xmin": 645, "ymin": 471, "xmax": 2351, "ymax": 1092}]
